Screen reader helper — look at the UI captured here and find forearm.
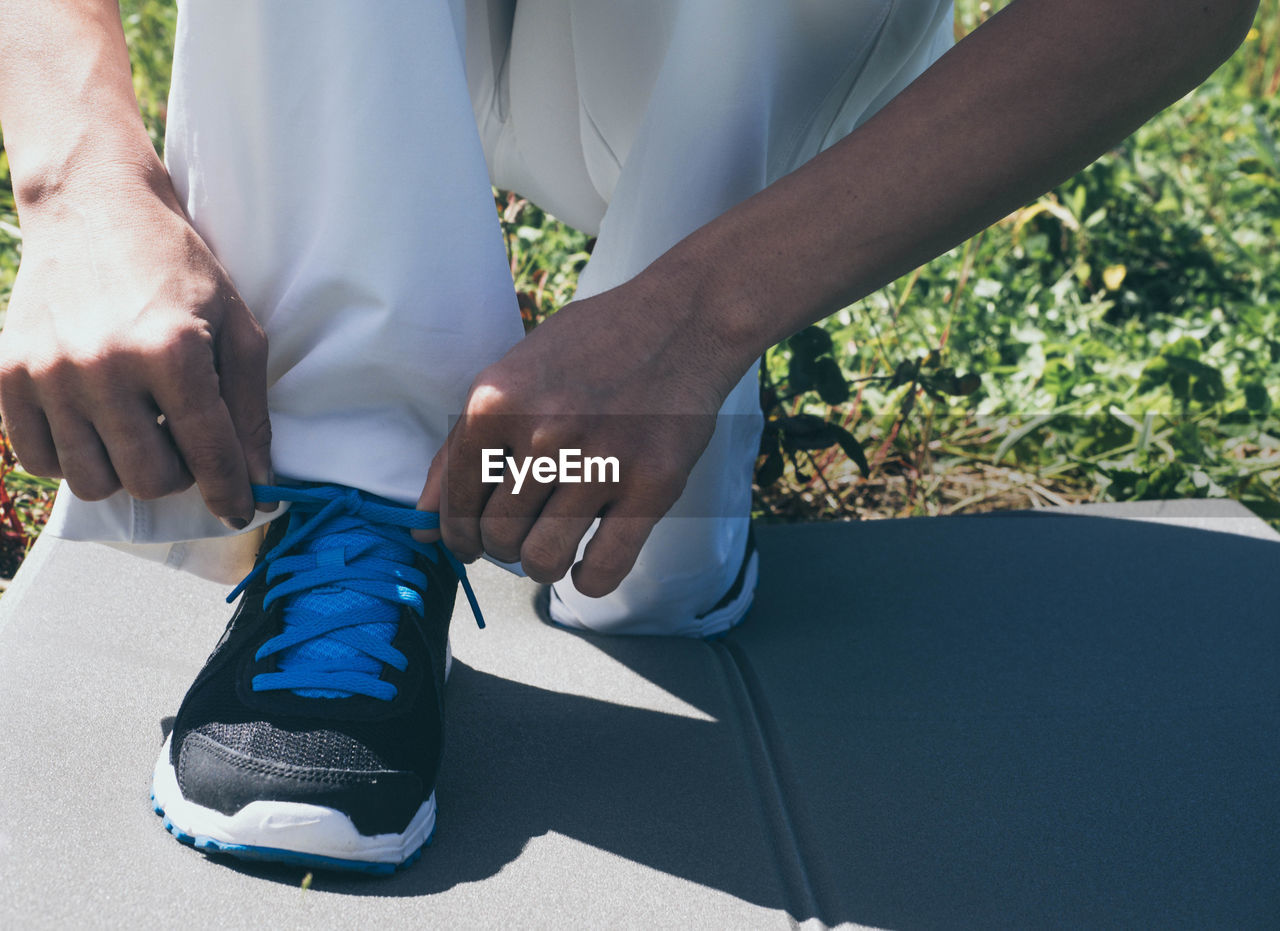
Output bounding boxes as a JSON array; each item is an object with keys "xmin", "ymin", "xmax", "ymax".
[
  {"xmin": 649, "ymin": 0, "xmax": 1260, "ymax": 378},
  {"xmin": 0, "ymin": 0, "xmax": 169, "ymax": 219}
]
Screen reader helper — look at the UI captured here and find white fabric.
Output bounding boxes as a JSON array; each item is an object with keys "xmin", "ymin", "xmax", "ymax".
[{"xmin": 46, "ymin": 0, "xmax": 954, "ymax": 635}]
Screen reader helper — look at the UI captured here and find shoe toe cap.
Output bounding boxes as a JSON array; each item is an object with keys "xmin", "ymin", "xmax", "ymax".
[{"xmin": 175, "ymin": 730, "xmax": 426, "ymax": 837}]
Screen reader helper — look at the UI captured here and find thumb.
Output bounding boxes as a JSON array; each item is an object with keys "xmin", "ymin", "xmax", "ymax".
[{"xmin": 413, "ymin": 445, "xmax": 446, "ymax": 543}]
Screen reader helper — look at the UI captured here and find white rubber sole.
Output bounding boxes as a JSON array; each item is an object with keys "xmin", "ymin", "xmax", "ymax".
[{"xmin": 151, "ymin": 735, "xmax": 435, "ymax": 870}]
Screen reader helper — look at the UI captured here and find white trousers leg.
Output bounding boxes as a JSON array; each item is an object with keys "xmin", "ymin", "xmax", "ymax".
[
  {"xmin": 469, "ymin": 0, "xmax": 955, "ymax": 635},
  {"xmin": 45, "ymin": 0, "xmax": 525, "ymax": 573}
]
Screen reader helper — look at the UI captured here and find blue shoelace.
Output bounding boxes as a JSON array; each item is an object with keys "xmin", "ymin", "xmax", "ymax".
[{"xmin": 226, "ymin": 484, "xmax": 483, "ymax": 701}]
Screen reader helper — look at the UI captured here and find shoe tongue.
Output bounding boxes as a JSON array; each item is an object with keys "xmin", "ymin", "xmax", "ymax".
[{"xmin": 279, "ymin": 517, "xmax": 410, "ymax": 699}]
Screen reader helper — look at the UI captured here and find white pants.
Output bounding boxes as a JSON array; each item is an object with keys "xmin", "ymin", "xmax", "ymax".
[{"xmin": 46, "ymin": 0, "xmax": 954, "ymax": 635}]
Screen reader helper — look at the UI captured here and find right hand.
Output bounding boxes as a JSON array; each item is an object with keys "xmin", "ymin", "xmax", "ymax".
[{"xmin": 0, "ymin": 181, "xmax": 272, "ymax": 529}]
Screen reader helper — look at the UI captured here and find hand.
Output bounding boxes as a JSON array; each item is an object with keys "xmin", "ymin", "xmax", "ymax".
[
  {"xmin": 417, "ymin": 274, "xmax": 744, "ymax": 597},
  {"xmin": 0, "ymin": 184, "xmax": 272, "ymax": 528}
]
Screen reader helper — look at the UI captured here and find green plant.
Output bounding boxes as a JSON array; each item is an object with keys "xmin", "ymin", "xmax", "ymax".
[{"xmin": 752, "ymin": 0, "xmax": 1279, "ymax": 525}]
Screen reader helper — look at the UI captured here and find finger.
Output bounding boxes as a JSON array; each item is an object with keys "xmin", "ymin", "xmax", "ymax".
[
  {"xmin": 153, "ymin": 362, "xmax": 254, "ymax": 528},
  {"xmin": 95, "ymin": 398, "xmax": 192, "ymax": 500},
  {"xmin": 519, "ymin": 488, "xmax": 601, "ymax": 584},
  {"xmin": 479, "ymin": 470, "xmax": 556, "ymax": 564},
  {"xmin": 45, "ymin": 410, "xmax": 121, "ymax": 501},
  {"xmin": 155, "ymin": 416, "xmax": 197, "ymax": 490},
  {"xmin": 0, "ymin": 399, "xmax": 61, "ymax": 478},
  {"xmin": 413, "ymin": 447, "xmax": 446, "ymax": 543},
  {"xmin": 569, "ymin": 504, "xmax": 660, "ymax": 598},
  {"xmin": 440, "ymin": 413, "xmax": 500, "ymax": 561},
  {"xmin": 215, "ymin": 303, "xmax": 276, "ymax": 511}
]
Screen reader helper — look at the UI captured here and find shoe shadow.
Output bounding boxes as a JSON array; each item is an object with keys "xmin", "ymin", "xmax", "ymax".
[
  {"xmin": 200, "ymin": 513, "xmax": 1280, "ymax": 928},
  {"xmin": 213, "ymin": 652, "xmax": 761, "ymax": 901}
]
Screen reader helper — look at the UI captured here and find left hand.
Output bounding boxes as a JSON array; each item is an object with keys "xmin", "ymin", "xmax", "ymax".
[{"xmin": 415, "ymin": 273, "xmax": 744, "ymax": 597}]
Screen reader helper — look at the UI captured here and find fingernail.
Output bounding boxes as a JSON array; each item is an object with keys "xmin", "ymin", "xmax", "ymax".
[{"xmin": 222, "ymin": 516, "xmax": 249, "ymax": 531}]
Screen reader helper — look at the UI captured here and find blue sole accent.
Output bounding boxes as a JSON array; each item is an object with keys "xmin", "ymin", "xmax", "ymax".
[{"xmin": 151, "ymin": 793, "xmax": 432, "ymax": 875}]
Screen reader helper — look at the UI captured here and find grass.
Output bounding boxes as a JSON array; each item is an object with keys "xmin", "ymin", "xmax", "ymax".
[{"xmin": 0, "ymin": 0, "xmax": 1276, "ymax": 577}]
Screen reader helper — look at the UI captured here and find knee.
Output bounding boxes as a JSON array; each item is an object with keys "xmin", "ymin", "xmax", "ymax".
[{"xmin": 547, "ymin": 522, "xmax": 758, "ymax": 638}]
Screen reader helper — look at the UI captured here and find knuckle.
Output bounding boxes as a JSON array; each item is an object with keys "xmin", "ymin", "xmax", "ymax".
[
  {"xmin": 167, "ymin": 273, "xmax": 222, "ymax": 312},
  {"xmin": 528, "ymin": 422, "xmax": 570, "ymax": 459},
  {"xmin": 239, "ymin": 412, "xmax": 273, "ymax": 450},
  {"xmin": 122, "ymin": 479, "xmax": 163, "ymax": 501},
  {"xmin": 78, "ymin": 351, "xmax": 134, "ymax": 396},
  {"xmin": 230, "ymin": 313, "xmax": 268, "ymax": 358},
  {"xmin": 166, "ymin": 324, "xmax": 215, "ymax": 364},
  {"xmin": 464, "ymin": 375, "xmax": 509, "ymax": 418},
  {"xmin": 442, "ymin": 523, "xmax": 483, "ymax": 561},
  {"xmin": 584, "ymin": 547, "xmax": 632, "ymax": 587},
  {"xmin": 13, "ymin": 448, "xmax": 60, "ymax": 478},
  {"xmin": 139, "ymin": 322, "xmax": 213, "ymax": 373},
  {"xmin": 521, "ymin": 537, "xmax": 572, "ymax": 583},
  {"xmin": 180, "ymin": 441, "xmax": 239, "ymax": 485},
  {"xmin": 26, "ymin": 354, "xmax": 75, "ymax": 389},
  {"xmin": 66, "ymin": 472, "xmax": 121, "ymax": 502},
  {"xmin": 0, "ymin": 382, "xmax": 30, "ymax": 424},
  {"xmin": 480, "ymin": 525, "xmax": 522, "ymax": 563},
  {"xmin": 122, "ymin": 467, "xmax": 178, "ymax": 501},
  {"xmin": 0, "ymin": 355, "xmax": 26, "ymax": 392}
]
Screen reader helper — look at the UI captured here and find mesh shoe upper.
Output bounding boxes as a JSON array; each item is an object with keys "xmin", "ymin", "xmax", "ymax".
[{"xmin": 168, "ymin": 484, "xmax": 478, "ymax": 836}]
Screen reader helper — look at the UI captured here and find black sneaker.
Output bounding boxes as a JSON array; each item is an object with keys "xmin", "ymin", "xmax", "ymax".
[{"xmin": 150, "ymin": 483, "xmax": 482, "ymax": 874}]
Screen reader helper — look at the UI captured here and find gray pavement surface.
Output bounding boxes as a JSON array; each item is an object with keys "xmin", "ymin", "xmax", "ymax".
[{"xmin": 1, "ymin": 501, "xmax": 1277, "ymax": 929}]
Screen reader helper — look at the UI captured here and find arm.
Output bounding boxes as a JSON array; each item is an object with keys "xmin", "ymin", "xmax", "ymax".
[
  {"xmin": 656, "ymin": 0, "xmax": 1262, "ymax": 376},
  {"xmin": 0, "ymin": 0, "xmax": 161, "ymax": 210},
  {"xmin": 425, "ymin": 0, "xmax": 1260, "ymax": 593},
  {"xmin": 0, "ymin": 0, "xmax": 270, "ymax": 527}
]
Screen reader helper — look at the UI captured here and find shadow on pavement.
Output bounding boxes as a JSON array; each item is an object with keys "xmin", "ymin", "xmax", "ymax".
[{"xmin": 200, "ymin": 514, "xmax": 1280, "ymax": 928}]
